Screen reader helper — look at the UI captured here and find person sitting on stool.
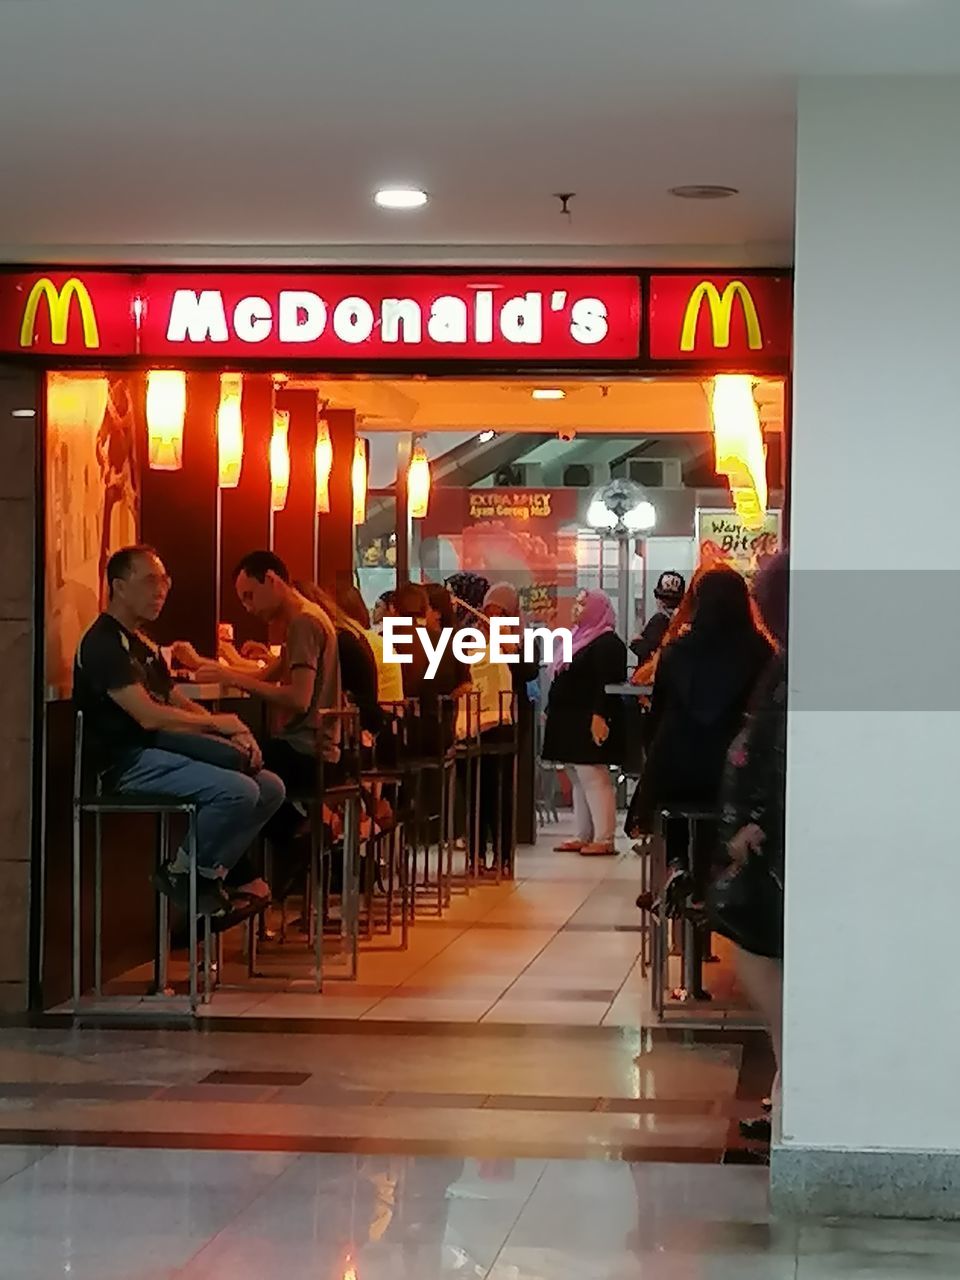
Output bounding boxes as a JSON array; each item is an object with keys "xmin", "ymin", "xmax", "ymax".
[{"xmin": 73, "ymin": 545, "xmax": 285, "ymax": 919}]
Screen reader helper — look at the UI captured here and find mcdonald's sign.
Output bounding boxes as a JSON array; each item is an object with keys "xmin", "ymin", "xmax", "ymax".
[
  {"xmin": 19, "ymin": 277, "xmax": 100, "ymax": 348},
  {"xmin": 0, "ymin": 271, "xmax": 136, "ymax": 356},
  {"xmin": 0, "ymin": 266, "xmax": 793, "ymax": 368},
  {"xmin": 680, "ymin": 280, "xmax": 762, "ymax": 352},
  {"xmin": 649, "ymin": 273, "xmax": 792, "ymax": 364}
]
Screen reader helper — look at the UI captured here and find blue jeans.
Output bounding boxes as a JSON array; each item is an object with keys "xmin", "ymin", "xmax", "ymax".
[{"xmin": 114, "ymin": 749, "xmax": 286, "ymax": 876}]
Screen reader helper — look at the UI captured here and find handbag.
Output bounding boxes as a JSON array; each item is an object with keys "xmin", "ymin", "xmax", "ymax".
[
  {"xmin": 707, "ymin": 854, "xmax": 783, "ymax": 959},
  {"xmin": 154, "ymin": 731, "xmax": 251, "ymax": 773}
]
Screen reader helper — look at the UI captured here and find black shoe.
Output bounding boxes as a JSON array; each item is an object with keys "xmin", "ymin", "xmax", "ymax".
[
  {"xmin": 662, "ymin": 865, "xmax": 693, "ymax": 918},
  {"xmin": 739, "ymin": 1116, "xmax": 772, "ymax": 1143},
  {"xmin": 152, "ymin": 866, "xmax": 228, "ymax": 917}
]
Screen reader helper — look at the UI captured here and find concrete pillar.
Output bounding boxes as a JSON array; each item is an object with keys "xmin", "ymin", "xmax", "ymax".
[{"xmin": 773, "ymin": 76, "xmax": 960, "ymax": 1217}]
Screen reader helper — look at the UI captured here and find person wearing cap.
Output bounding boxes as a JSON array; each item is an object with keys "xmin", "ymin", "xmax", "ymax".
[{"xmin": 630, "ymin": 571, "xmax": 686, "ymax": 665}]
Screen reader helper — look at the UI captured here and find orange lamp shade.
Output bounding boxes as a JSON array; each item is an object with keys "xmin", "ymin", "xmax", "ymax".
[
  {"xmin": 217, "ymin": 373, "xmax": 244, "ymax": 489},
  {"xmin": 352, "ymin": 436, "xmax": 368, "ymax": 526},
  {"xmin": 270, "ymin": 408, "xmax": 291, "ymax": 512},
  {"xmin": 46, "ymin": 372, "xmax": 109, "ymax": 435},
  {"xmin": 407, "ymin": 442, "xmax": 431, "ymax": 519},
  {"xmin": 146, "ymin": 370, "xmax": 186, "ymax": 471},
  {"xmin": 710, "ymin": 375, "xmax": 768, "ymax": 531},
  {"xmin": 315, "ymin": 418, "xmax": 333, "ymax": 514}
]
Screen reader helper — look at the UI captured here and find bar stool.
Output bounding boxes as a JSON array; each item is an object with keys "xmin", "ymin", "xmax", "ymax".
[
  {"xmin": 453, "ymin": 689, "xmax": 482, "ymax": 891},
  {"xmin": 649, "ymin": 804, "xmax": 719, "ymax": 1020},
  {"xmin": 407, "ymin": 694, "xmax": 459, "ymax": 919},
  {"xmin": 478, "ymin": 690, "xmax": 519, "ymax": 884},
  {"xmin": 71, "ymin": 711, "xmax": 215, "ymax": 1016},
  {"xmin": 311, "ymin": 706, "xmax": 364, "ymax": 987},
  {"xmin": 359, "ymin": 699, "xmax": 415, "ymax": 943}
]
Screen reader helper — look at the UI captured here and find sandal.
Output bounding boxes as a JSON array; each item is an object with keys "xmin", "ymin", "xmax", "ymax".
[
  {"xmin": 553, "ymin": 840, "xmax": 585, "ymax": 852},
  {"xmin": 579, "ymin": 842, "xmax": 617, "ymax": 857}
]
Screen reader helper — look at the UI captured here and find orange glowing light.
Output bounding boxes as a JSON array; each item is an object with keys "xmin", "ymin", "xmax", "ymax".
[
  {"xmin": 315, "ymin": 417, "xmax": 333, "ymax": 513},
  {"xmin": 352, "ymin": 436, "xmax": 368, "ymax": 526},
  {"xmin": 46, "ymin": 372, "xmax": 109, "ymax": 435},
  {"xmin": 270, "ymin": 408, "xmax": 291, "ymax": 512},
  {"xmin": 146, "ymin": 370, "xmax": 186, "ymax": 471},
  {"xmin": 217, "ymin": 373, "xmax": 244, "ymax": 489},
  {"xmin": 710, "ymin": 375, "xmax": 767, "ymax": 531},
  {"xmin": 407, "ymin": 442, "xmax": 431, "ymax": 519}
]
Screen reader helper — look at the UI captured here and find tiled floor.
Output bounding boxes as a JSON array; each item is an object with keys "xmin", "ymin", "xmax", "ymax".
[
  {"xmin": 82, "ymin": 820, "xmax": 753, "ymax": 1028},
  {"xmin": 0, "ymin": 1020, "xmax": 763, "ymax": 1160},
  {"xmin": 0, "ymin": 1146, "xmax": 956, "ymax": 1279}
]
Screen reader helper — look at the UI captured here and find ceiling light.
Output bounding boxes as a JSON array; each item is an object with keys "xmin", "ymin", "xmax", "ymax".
[
  {"xmin": 532, "ymin": 389, "xmax": 565, "ymax": 401},
  {"xmin": 374, "ymin": 187, "xmax": 428, "ymax": 210},
  {"xmin": 669, "ymin": 184, "xmax": 739, "ymax": 200},
  {"xmin": 478, "ymin": 430, "xmax": 496, "ymax": 443},
  {"xmin": 11, "ymin": 408, "xmax": 36, "ymax": 418}
]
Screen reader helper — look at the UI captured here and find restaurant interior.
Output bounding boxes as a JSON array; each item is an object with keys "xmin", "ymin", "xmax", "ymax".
[{"xmin": 34, "ymin": 366, "xmax": 785, "ymax": 1023}]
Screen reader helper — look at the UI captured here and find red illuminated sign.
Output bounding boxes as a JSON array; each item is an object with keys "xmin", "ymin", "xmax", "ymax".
[
  {"xmin": 0, "ymin": 271, "xmax": 641, "ymax": 362},
  {"xmin": 649, "ymin": 274, "xmax": 792, "ymax": 363},
  {"xmin": 1, "ymin": 271, "xmax": 136, "ymax": 357},
  {"xmin": 0, "ymin": 268, "xmax": 793, "ymax": 368}
]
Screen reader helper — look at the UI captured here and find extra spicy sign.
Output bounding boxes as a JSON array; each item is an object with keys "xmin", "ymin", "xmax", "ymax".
[{"xmin": 4, "ymin": 271, "xmax": 641, "ymax": 361}]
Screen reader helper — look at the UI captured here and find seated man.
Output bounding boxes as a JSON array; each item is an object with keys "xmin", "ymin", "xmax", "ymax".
[
  {"xmin": 194, "ymin": 551, "xmax": 343, "ymax": 895},
  {"xmin": 73, "ymin": 545, "xmax": 285, "ymax": 918}
]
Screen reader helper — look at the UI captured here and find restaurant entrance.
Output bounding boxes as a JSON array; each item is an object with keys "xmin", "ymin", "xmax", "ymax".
[{"xmin": 0, "ymin": 265, "xmax": 791, "ymax": 1021}]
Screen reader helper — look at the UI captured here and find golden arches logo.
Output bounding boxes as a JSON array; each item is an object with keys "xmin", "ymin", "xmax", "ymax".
[
  {"xmin": 19, "ymin": 277, "xmax": 100, "ymax": 348},
  {"xmin": 680, "ymin": 280, "xmax": 762, "ymax": 352}
]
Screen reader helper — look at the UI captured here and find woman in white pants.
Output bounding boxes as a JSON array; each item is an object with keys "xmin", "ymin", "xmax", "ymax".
[{"xmin": 541, "ymin": 590, "xmax": 627, "ymax": 855}]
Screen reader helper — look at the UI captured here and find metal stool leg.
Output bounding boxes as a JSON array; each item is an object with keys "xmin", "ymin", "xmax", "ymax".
[
  {"xmin": 345, "ymin": 796, "xmax": 360, "ymax": 980},
  {"xmin": 187, "ymin": 814, "xmax": 198, "ymax": 1015},
  {"xmin": 93, "ymin": 813, "xmax": 103, "ymax": 998},
  {"xmin": 72, "ymin": 803, "xmax": 82, "ymax": 1012},
  {"xmin": 313, "ymin": 823, "xmax": 323, "ymax": 992},
  {"xmin": 157, "ymin": 813, "xmax": 170, "ymax": 995}
]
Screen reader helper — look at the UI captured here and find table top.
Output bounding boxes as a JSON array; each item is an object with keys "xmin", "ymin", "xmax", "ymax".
[
  {"xmin": 606, "ymin": 682, "xmax": 653, "ymax": 697},
  {"xmin": 174, "ymin": 682, "xmax": 248, "ymax": 702}
]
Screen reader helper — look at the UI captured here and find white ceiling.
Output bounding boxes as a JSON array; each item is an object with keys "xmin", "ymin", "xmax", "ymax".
[{"xmin": 2, "ymin": 0, "xmax": 959, "ymax": 265}]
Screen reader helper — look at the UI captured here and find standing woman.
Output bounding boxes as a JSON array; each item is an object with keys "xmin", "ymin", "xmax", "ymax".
[
  {"xmin": 627, "ymin": 567, "xmax": 772, "ymax": 925},
  {"xmin": 711, "ymin": 553, "xmax": 788, "ymax": 1142},
  {"xmin": 542, "ymin": 589, "xmax": 627, "ymax": 856}
]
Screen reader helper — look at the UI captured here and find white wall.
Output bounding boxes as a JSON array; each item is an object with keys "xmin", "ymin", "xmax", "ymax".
[{"xmin": 785, "ymin": 77, "xmax": 960, "ymax": 1152}]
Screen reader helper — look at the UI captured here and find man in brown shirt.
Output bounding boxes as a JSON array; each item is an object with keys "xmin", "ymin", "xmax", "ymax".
[{"xmin": 195, "ymin": 551, "xmax": 343, "ymax": 891}]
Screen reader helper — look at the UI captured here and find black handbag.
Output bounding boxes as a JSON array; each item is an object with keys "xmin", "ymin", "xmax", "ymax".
[
  {"xmin": 707, "ymin": 854, "xmax": 783, "ymax": 959},
  {"xmin": 154, "ymin": 731, "xmax": 251, "ymax": 773}
]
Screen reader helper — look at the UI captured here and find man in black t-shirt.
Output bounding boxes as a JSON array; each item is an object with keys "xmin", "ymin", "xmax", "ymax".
[{"xmin": 74, "ymin": 545, "xmax": 285, "ymax": 917}]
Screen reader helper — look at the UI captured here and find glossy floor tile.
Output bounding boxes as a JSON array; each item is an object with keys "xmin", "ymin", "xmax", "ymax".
[{"xmin": 0, "ymin": 1147, "xmax": 954, "ymax": 1280}]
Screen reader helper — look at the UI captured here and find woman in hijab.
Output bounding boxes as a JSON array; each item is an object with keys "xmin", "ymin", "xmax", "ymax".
[
  {"xmin": 541, "ymin": 589, "xmax": 627, "ymax": 856},
  {"xmin": 627, "ymin": 567, "xmax": 772, "ymax": 911},
  {"xmin": 713, "ymin": 552, "xmax": 788, "ymax": 1143}
]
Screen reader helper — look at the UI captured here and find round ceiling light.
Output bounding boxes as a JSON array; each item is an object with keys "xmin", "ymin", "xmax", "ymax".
[
  {"xmin": 669, "ymin": 184, "xmax": 739, "ymax": 200},
  {"xmin": 532, "ymin": 388, "xmax": 565, "ymax": 401},
  {"xmin": 374, "ymin": 187, "xmax": 428, "ymax": 210}
]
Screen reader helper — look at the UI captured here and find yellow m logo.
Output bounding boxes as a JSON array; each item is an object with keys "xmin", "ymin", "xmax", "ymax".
[
  {"xmin": 19, "ymin": 277, "xmax": 100, "ymax": 348},
  {"xmin": 680, "ymin": 280, "xmax": 762, "ymax": 352}
]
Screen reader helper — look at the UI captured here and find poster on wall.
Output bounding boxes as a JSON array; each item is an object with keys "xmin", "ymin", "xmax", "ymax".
[
  {"xmin": 45, "ymin": 373, "xmax": 141, "ymax": 698},
  {"xmin": 695, "ymin": 508, "xmax": 782, "ymax": 578},
  {"xmin": 420, "ymin": 487, "xmax": 579, "ymax": 623}
]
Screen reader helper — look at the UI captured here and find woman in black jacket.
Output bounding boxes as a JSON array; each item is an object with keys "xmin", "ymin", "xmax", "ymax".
[
  {"xmin": 627, "ymin": 567, "xmax": 772, "ymax": 909},
  {"xmin": 542, "ymin": 589, "xmax": 627, "ymax": 856},
  {"xmin": 714, "ymin": 552, "xmax": 788, "ymax": 1142}
]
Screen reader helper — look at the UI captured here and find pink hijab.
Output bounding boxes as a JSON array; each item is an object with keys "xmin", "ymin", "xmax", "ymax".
[{"xmin": 552, "ymin": 589, "xmax": 617, "ymax": 674}]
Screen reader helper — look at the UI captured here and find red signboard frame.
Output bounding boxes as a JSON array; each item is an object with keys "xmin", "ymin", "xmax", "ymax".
[{"xmin": 0, "ymin": 266, "xmax": 792, "ymax": 372}]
